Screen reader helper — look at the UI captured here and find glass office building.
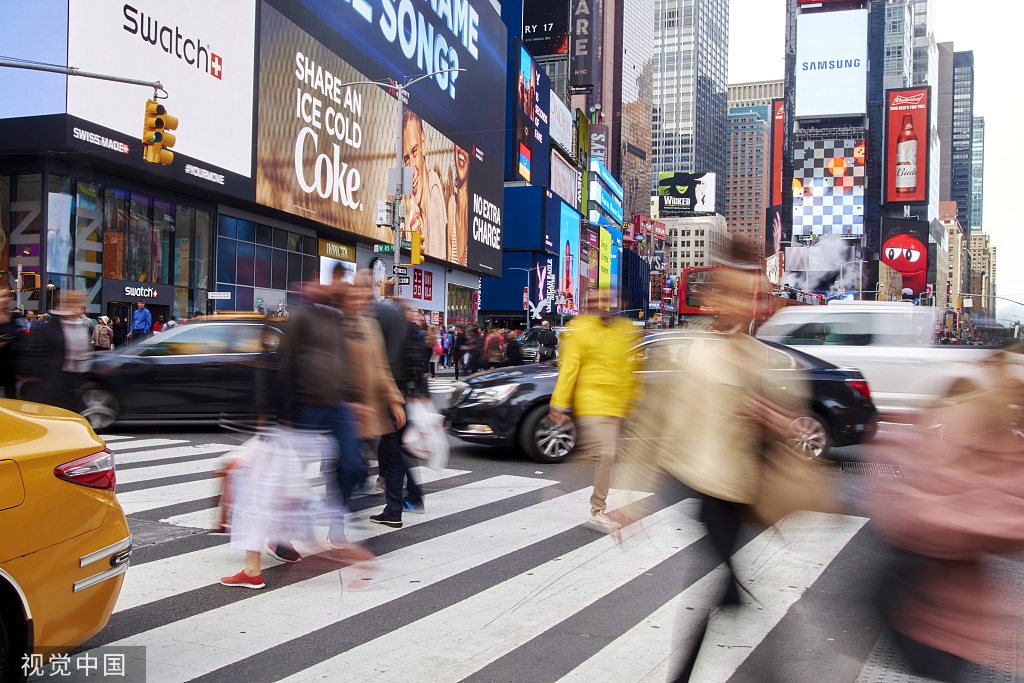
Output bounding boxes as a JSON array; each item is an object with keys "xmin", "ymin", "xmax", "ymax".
[
  {"xmin": 650, "ymin": 0, "xmax": 728, "ymax": 208},
  {"xmin": 971, "ymin": 116, "xmax": 984, "ymax": 231}
]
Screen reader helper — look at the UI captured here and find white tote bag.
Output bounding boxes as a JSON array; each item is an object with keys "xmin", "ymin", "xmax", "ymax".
[{"xmin": 402, "ymin": 401, "xmax": 450, "ymax": 470}]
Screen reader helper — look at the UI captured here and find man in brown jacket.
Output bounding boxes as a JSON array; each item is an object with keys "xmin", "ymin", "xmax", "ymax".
[{"xmin": 280, "ymin": 270, "xmax": 404, "ymax": 548}]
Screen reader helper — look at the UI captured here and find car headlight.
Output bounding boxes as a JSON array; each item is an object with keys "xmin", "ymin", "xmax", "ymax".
[{"xmin": 465, "ymin": 383, "xmax": 518, "ymax": 405}]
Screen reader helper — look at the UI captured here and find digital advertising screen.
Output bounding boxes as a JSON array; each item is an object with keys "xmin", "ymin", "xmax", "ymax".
[
  {"xmin": 556, "ymin": 200, "xmax": 581, "ymax": 315},
  {"xmin": 771, "ymin": 99, "xmax": 785, "ymax": 207},
  {"xmin": 255, "ymin": 1, "xmax": 507, "ymax": 274},
  {"xmin": 880, "ymin": 217, "xmax": 929, "ymax": 296},
  {"xmin": 586, "ymin": 228, "xmax": 600, "ymax": 288},
  {"xmin": 884, "ymin": 87, "xmax": 931, "ymax": 205},
  {"xmin": 792, "ymin": 138, "xmax": 865, "ymax": 236},
  {"xmin": 657, "ymin": 172, "xmax": 716, "ymax": 217},
  {"xmin": 550, "ymin": 150, "xmax": 581, "ymax": 210},
  {"xmin": 795, "ymin": 10, "xmax": 868, "ymax": 118},
  {"xmin": 513, "ymin": 42, "xmax": 550, "ymax": 185},
  {"xmin": 522, "ymin": 0, "xmax": 570, "ymax": 57}
]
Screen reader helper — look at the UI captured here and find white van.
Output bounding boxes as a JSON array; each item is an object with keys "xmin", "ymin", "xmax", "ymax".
[{"xmin": 756, "ymin": 301, "xmax": 1015, "ymax": 415}]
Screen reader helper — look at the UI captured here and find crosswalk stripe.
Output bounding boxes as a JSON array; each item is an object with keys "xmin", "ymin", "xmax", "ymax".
[
  {"xmin": 156, "ymin": 467, "xmax": 472, "ymax": 530},
  {"xmin": 115, "ymin": 444, "xmax": 238, "ymax": 466},
  {"xmin": 113, "ymin": 473, "xmax": 553, "ymax": 614},
  {"xmin": 100, "ymin": 434, "xmax": 135, "ymax": 441},
  {"xmin": 106, "ymin": 438, "xmax": 192, "ymax": 451},
  {"xmin": 116, "ymin": 456, "xmax": 224, "ymax": 485},
  {"xmin": 692, "ymin": 512, "xmax": 868, "ymax": 682},
  {"xmin": 277, "ymin": 500, "xmax": 706, "ymax": 683},
  {"xmin": 101, "ymin": 488, "xmax": 652, "ymax": 683}
]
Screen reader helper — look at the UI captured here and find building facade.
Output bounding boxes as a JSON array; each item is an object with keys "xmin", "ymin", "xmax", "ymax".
[
  {"xmin": 950, "ymin": 51, "xmax": 975, "ymax": 230},
  {"xmin": 660, "ymin": 213, "xmax": 731, "ymax": 275},
  {"xmin": 941, "ymin": 201, "xmax": 970, "ymax": 326},
  {"xmin": 650, "ymin": 0, "xmax": 729, "ymax": 203},
  {"xmin": 723, "ymin": 110, "xmax": 770, "ymax": 256},
  {"xmin": 969, "ymin": 231, "xmax": 996, "ymax": 322},
  {"xmin": 971, "ymin": 116, "xmax": 985, "ymax": 231},
  {"xmin": 1, "ymin": 0, "xmax": 504, "ymax": 324},
  {"xmin": 727, "ymin": 80, "xmax": 784, "ymax": 113}
]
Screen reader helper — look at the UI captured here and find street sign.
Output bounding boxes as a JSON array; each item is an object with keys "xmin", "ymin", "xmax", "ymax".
[
  {"xmin": 374, "ymin": 244, "xmax": 394, "ymax": 253},
  {"xmin": 207, "ymin": 291, "xmax": 231, "ymax": 300},
  {"xmin": 394, "ymin": 266, "xmax": 408, "ymax": 275},
  {"xmin": 401, "ymin": 239, "xmax": 411, "ymax": 249},
  {"xmin": 398, "ymin": 276, "xmax": 411, "ymax": 285},
  {"xmin": 387, "ymin": 167, "xmax": 414, "ymax": 196}
]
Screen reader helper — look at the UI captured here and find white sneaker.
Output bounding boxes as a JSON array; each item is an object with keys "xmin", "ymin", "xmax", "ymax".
[{"xmin": 585, "ymin": 511, "xmax": 621, "ymax": 533}]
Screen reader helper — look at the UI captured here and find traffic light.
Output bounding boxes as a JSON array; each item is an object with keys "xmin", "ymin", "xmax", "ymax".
[
  {"xmin": 142, "ymin": 99, "xmax": 178, "ymax": 165},
  {"xmin": 409, "ymin": 232, "xmax": 426, "ymax": 265}
]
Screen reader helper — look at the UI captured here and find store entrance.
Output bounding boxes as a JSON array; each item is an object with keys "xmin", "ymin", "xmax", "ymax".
[{"xmin": 107, "ymin": 302, "xmax": 169, "ymax": 333}]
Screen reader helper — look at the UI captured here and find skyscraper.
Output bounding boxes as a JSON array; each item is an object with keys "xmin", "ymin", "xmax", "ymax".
[
  {"xmin": 727, "ymin": 80, "xmax": 784, "ymax": 114},
  {"xmin": 971, "ymin": 116, "xmax": 984, "ymax": 231},
  {"xmin": 950, "ymin": 51, "xmax": 975, "ymax": 230},
  {"xmin": 650, "ymin": 0, "xmax": 728, "ymax": 206},
  {"xmin": 883, "ymin": 0, "xmax": 913, "ymax": 90},
  {"xmin": 723, "ymin": 109, "xmax": 770, "ymax": 256},
  {"xmin": 613, "ymin": 0, "xmax": 655, "ymax": 220}
]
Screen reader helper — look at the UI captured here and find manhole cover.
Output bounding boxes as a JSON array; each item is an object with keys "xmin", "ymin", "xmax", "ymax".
[{"xmin": 840, "ymin": 462, "xmax": 905, "ymax": 478}]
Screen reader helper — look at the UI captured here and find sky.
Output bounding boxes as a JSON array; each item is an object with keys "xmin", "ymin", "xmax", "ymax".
[{"xmin": 728, "ymin": 0, "xmax": 1024, "ymax": 323}]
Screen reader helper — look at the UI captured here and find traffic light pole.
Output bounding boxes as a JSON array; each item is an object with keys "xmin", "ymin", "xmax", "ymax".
[
  {"xmin": 394, "ymin": 91, "xmax": 404, "ymax": 298},
  {"xmin": 0, "ymin": 60, "xmax": 164, "ymax": 97}
]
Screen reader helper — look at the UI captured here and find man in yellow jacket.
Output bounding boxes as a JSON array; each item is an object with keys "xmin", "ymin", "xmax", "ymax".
[{"xmin": 549, "ymin": 289, "xmax": 640, "ymax": 532}]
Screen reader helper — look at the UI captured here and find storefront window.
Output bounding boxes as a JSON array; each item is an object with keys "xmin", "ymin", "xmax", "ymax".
[
  {"xmin": 152, "ymin": 199, "xmax": 174, "ymax": 284},
  {"xmin": 1, "ymin": 175, "xmax": 10, "ymax": 293},
  {"xmin": 75, "ymin": 181, "xmax": 104, "ymax": 285},
  {"xmin": 10, "ymin": 174, "xmax": 42, "ymax": 311},
  {"xmin": 103, "ymin": 187, "xmax": 129, "ymax": 281},
  {"xmin": 194, "ymin": 210, "xmax": 212, "ymax": 290},
  {"xmin": 47, "ymin": 174, "xmax": 75, "ymax": 276},
  {"xmin": 174, "ymin": 206, "xmax": 194, "ymax": 289},
  {"xmin": 447, "ymin": 283, "xmax": 478, "ymax": 327}
]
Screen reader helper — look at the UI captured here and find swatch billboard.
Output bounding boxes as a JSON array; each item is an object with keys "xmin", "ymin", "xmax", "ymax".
[
  {"xmin": 256, "ymin": 0, "xmax": 507, "ymax": 274},
  {"xmin": 884, "ymin": 87, "xmax": 931, "ymax": 205}
]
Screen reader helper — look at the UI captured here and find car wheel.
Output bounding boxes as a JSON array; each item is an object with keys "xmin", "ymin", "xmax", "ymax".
[
  {"xmin": 787, "ymin": 414, "xmax": 830, "ymax": 461},
  {"xmin": 0, "ymin": 600, "xmax": 25, "ymax": 683},
  {"xmin": 519, "ymin": 404, "xmax": 576, "ymax": 464},
  {"xmin": 81, "ymin": 385, "xmax": 119, "ymax": 432}
]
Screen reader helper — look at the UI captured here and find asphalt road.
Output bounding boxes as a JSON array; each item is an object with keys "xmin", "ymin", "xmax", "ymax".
[{"xmin": 57, "ymin": 402, "xmax": 1022, "ymax": 683}]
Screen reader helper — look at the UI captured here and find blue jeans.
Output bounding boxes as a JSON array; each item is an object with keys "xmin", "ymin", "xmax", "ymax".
[{"xmin": 292, "ymin": 401, "xmax": 365, "ymax": 514}]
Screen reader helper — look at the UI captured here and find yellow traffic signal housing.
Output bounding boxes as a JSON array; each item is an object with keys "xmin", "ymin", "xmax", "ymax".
[
  {"xmin": 410, "ymin": 232, "xmax": 426, "ymax": 265},
  {"xmin": 142, "ymin": 99, "xmax": 178, "ymax": 165}
]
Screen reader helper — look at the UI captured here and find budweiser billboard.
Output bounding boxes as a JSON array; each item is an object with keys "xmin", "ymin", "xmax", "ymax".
[
  {"xmin": 884, "ymin": 87, "xmax": 931, "ymax": 204},
  {"xmin": 770, "ymin": 98, "xmax": 785, "ymax": 207}
]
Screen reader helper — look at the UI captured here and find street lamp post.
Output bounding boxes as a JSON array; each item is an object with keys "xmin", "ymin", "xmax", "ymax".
[
  {"xmin": 335, "ymin": 69, "xmax": 464, "ymax": 299},
  {"xmin": 507, "ymin": 266, "xmax": 534, "ymax": 323}
]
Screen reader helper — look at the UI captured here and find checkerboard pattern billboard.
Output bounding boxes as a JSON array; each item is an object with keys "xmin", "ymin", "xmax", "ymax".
[{"xmin": 792, "ymin": 138, "xmax": 865, "ymax": 236}]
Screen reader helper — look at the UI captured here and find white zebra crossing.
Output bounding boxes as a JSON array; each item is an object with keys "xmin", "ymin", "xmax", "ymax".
[{"xmin": 93, "ymin": 433, "xmax": 876, "ymax": 683}]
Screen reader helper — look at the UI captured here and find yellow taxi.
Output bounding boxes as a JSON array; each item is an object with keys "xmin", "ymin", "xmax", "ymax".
[{"xmin": 0, "ymin": 399, "xmax": 130, "ymax": 677}]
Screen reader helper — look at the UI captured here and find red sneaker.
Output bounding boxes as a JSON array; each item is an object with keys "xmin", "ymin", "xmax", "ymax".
[{"xmin": 220, "ymin": 570, "xmax": 265, "ymax": 589}]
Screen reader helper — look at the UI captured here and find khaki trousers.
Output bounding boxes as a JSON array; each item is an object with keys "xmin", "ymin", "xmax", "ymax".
[{"xmin": 575, "ymin": 416, "xmax": 623, "ymax": 515}]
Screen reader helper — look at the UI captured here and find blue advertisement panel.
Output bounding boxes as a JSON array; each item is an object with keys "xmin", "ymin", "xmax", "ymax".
[
  {"xmin": 590, "ymin": 181, "xmax": 624, "ymax": 224},
  {"xmin": 589, "ymin": 159, "xmax": 623, "ymax": 200}
]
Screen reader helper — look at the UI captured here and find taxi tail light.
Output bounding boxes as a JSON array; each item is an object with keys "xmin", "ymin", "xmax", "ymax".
[
  {"xmin": 846, "ymin": 379, "xmax": 872, "ymax": 402},
  {"xmin": 54, "ymin": 449, "xmax": 116, "ymax": 490}
]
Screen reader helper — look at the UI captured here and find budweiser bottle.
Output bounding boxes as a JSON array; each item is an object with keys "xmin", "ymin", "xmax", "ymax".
[{"xmin": 895, "ymin": 115, "xmax": 918, "ymax": 194}]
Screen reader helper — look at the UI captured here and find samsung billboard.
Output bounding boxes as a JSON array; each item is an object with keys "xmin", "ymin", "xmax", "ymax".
[{"xmin": 795, "ymin": 10, "xmax": 868, "ymax": 119}]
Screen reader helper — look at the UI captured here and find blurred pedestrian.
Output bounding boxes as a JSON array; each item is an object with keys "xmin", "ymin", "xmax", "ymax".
[
  {"xmin": 612, "ymin": 259, "xmax": 821, "ymax": 682},
  {"xmin": 0, "ymin": 290, "xmax": 21, "ymax": 398},
  {"xmin": 127, "ymin": 300, "xmax": 152, "ymax": 342},
  {"xmin": 465, "ymin": 325, "xmax": 483, "ymax": 373},
  {"xmin": 152, "ymin": 315, "xmax": 164, "ymax": 333},
  {"xmin": 537, "ymin": 319, "xmax": 558, "ymax": 361},
  {"xmin": 164, "ymin": 315, "xmax": 178, "ymax": 331},
  {"xmin": 368, "ymin": 282, "xmax": 430, "ymax": 527},
  {"xmin": 425, "ymin": 324, "xmax": 439, "ymax": 379},
  {"xmin": 549, "ymin": 289, "xmax": 641, "ymax": 532},
  {"xmin": 453, "ymin": 325, "xmax": 467, "ymax": 380},
  {"xmin": 276, "ymin": 274, "xmax": 360, "ymax": 554},
  {"xmin": 504, "ymin": 329, "xmax": 523, "ymax": 366},
  {"xmin": 92, "ymin": 316, "xmax": 114, "ymax": 352},
  {"xmin": 112, "ymin": 316, "xmax": 127, "ymax": 347},
  {"xmin": 866, "ymin": 358, "xmax": 1024, "ymax": 682},
  {"xmin": 483, "ymin": 326, "xmax": 505, "ymax": 369},
  {"xmin": 441, "ymin": 327, "xmax": 452, "ymax": 368},
  {"xmin": 18, "ymin": 290, "xmax": 93, "ymax": 412}
]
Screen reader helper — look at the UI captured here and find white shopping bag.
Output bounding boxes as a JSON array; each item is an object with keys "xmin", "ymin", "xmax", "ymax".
[{"xmin": 402, "ymin": 400, "xmax": 450, "ymax": 470}]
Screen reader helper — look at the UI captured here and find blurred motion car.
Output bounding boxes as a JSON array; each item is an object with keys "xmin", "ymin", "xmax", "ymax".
[
  {"xmin": 444, "ymin": 330, "xmax": 876, "ymax": 463},
  {"xmin": 0, "ymin": 399, "xmax": 131, "ymax": 677},
  {"xmin": 755, "ymin": 301, "xmax": 1023, "ymax": 416},
  {"xmin": 81, "ymin": 314, "xmax": 282, "ymax": 430}
]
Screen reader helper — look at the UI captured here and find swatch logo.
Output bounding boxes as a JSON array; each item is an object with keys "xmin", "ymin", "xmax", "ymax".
[{"xmin": 122, "ymin": 4, "xmax": 223, "ymax": 80}]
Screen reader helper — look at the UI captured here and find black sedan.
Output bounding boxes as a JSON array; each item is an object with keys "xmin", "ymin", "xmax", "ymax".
[
  {"xmin": 444, "ymin": 330, "xmax": 877, "ymax": 463},
  {"xmin": 80, "ymin": 316, "xmax": 281, "ymax": 430}
]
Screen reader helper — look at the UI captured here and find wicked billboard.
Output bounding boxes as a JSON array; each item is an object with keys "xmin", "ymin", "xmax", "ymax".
[{"xmin": 256, "ymin": 1, "xmax": 507, "ymax": 275}]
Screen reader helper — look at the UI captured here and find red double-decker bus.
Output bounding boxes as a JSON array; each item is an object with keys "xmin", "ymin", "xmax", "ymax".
[{"xmin": 677, "ymin": 266, "xmax": 821, "ymax": 326}]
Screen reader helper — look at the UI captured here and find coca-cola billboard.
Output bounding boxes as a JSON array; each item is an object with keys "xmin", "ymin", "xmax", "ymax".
[{"xmin": 884, "ymin": 87, "xmax": 931, "ymax": 205}]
